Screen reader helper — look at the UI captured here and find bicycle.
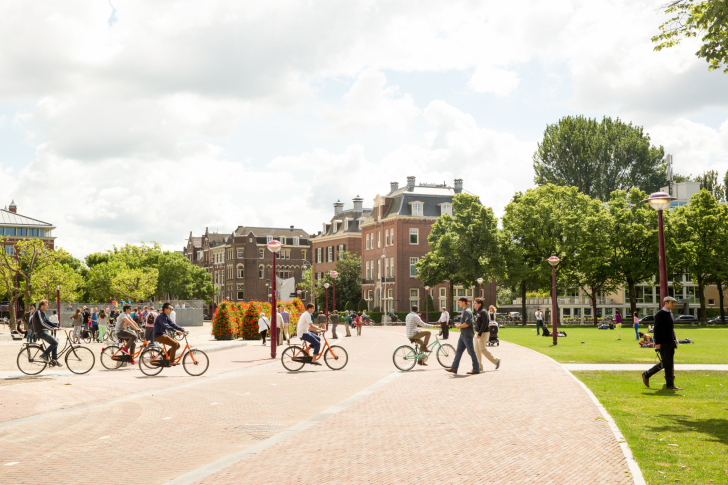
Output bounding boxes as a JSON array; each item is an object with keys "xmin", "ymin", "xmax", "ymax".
[
  {"xmin": 281, "ymin": 332, "xmax": 348, "ymax": 372},
  {"xmin": 392, "ymin": 336, "xmax": 456, "ymax": 371},
  {"xmin": 16, "ymin": 328, "xmax": 96, "ymax": 375},
  {"xmin": 137, "ymin": 332, "xmax": 209, "ymax": 377},
  {"xmin": 100, "ymin": 338, "xmax": 158, "ymax": 370}
]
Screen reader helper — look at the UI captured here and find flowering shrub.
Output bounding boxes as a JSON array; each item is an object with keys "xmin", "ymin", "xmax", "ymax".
[
  {"xmin": 212, "ymin": 300, "xmax": 235, "ymax": 340},
  {"xmin": 240, "ymin": 301, "xmax": 272, "ymax": 340}
]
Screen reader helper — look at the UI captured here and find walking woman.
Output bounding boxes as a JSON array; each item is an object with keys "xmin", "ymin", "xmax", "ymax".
[
  {"xmin": 97, "ymin": 309, "xmax": 109, "ymax": 343},
  {"xmin": 91, "ymin": 307, "xmax": 99, "ymax": 342},
  {"xmin": 70, "ymin": 309, "xmax": 82, "ymax": 342},
  {"xmin": 633, "ymin": 310, "xmax": 640, "ymax": 340},
  {"xmin": 356, "ymin": 312, "xmax": 363, "ymax": 336},
  {"xmin": 258, "ymin": 313, "xmax": 270, "ymax": 345}
]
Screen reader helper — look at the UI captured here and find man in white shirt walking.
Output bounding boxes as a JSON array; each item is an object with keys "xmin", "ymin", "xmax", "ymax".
[
  {"xmin": 258, "ymin": 313, "xmax": 270, "ymax": 345},
  {"xmin": 437, "ymin": 307, "xmax": 450, "ymax": 340},
  {"xmin": 406, "ymin": 306, "xmax": 438, "ymax": 365},
  {"xmin": 535, "ymin": 308, "xmax": 544, "ymax": 335}
]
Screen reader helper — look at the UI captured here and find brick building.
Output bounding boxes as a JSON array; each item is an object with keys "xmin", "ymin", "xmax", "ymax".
[
  {"xmin": 360, "ymin": 177, "xmax": 496, "ymax": 313},
  {"xmin": 1, "ymin": 200, "xmax": 56, "ymax": 254},
  {"xmin": 311, "ymin": 196, "xmax": 372, "ymax": 282}
]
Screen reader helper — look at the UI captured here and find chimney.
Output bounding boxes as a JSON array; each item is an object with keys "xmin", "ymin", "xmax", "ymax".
[
  {"xmin": 406, "ymin": 176, "xmax": 416, "ymax": 191},
  {"xmin": 290, "ymin": 225, "xmax": 294, "ymax": 231},
  {"xmin": 390, "ymin": 181, "xmax": 399, "ymax": 192},
  {"xmin": 8, "ymin": 200, "xmax": 16, "ymax": 213},
  {"xmin": 352, "ymin": 195, "xmax": 363, "ymax": 212},
  {"xmin": 454, "ymin": 179, "xmax": 463, "ymax": 194},
  {"xmin": 334, "ymin": 200, "xmax": 344, "ymax": 215}
]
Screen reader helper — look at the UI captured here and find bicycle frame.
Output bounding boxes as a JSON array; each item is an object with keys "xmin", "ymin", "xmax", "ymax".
[
  {"xmin": 155, "ymin": 334, "xmax": 200, "ymax": 365},
  {"xmin": 107, "ymin": 339, "xmax": 154, "ymax": 360},
  {"xmin": 26, "ymin": 329, "xmax": 81, "ymax": 361},
  {"xmin": 295, "ymin": 333, "xmax": 340, "ymax": 361}
]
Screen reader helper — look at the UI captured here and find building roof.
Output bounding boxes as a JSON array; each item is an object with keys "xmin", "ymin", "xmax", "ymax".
[
  {"xmin": 321, "ymin": 207, "xmax": 373, "ymax": 237},
  {"xmin": 206, "ymin": 233, "xmax": 230, "ymax": 244},
  {"xmin": 189, "ymin": 236, "xmax": 202, "ymax": 248},
  {"xmin": 0, "ymin": 208, "xmax": 53, "ymax": 227},
  {"xmin": 233, "ymin": 226, "xmax": 310, "ymax": 239}
]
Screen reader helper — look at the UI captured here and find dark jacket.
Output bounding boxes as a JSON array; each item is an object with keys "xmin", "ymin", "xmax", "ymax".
[
  {"xmin": 653, "ymin": 308, "xmax": 677, "ymax": 349},
  {"xmin": 473, "ymin": 307, "xmax": 491, "ymax": 337},
  {"xmin": 31, "ymin": 310, "xmax": 59, "ymax": 335},
  {"xmin": 153, "ymin": 312, "xmax": 184, "ymax": 338}
]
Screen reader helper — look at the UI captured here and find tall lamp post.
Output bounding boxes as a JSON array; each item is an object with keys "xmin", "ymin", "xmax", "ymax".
[
  {"xmin": 324, "ymin": 282, "xmax": 330, "ymax": 331},
  {"xmin": 297, "ymin": 289, "xmax": 302, "ymax": 302},
  {"xmin": 548, "ymin": 256, "xmax": 561, "ymax": 345},
  {"xmin": 424, "ymin": 286, "xmax": 430, "ymax": 322},
  {"xmin": 266, "ymin": 239, "xmax": 283, "ymax": 358},
  {"xmin": 330, "ymin": 271, "xmax": 339, "ymax": 313},
  {"xmin": 476, "ymin": 277, "xmax": 484, "ymax": 299},
  {"xmin": 643, "ymin": 192, "xmax": 676, "ymax": 308},
  {"xmin": 56, "ymin": 285, "xmax": 61, "ymax": 329}
]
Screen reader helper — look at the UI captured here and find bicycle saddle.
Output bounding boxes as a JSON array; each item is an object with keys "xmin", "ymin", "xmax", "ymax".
[{"xmin": 409, "ymin": 339, "xmax": 417, "ymax": 343}]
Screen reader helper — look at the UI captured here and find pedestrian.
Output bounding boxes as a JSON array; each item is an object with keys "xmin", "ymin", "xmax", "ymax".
[
  {"xmin": 276, "ymin": 306, "xmax": 287, "ymax": 345},
  {"xmin": 258, "ymin": 312, "xmax": 270, "ymax": 345},
  {"xmin": 331, "ymin": 310, "xmax": 339, "ymax": 339},
  {"xmin": 633, "ymin": 310, "xmax": 640, "ymax": 340},
  {"xmin": 280, "ymin": 305, "xmax": 290, "ymax": 343},
  {"xmin": 145, "ymin": 309, "xmax": 157, "ymax": 343},
  {"xmin": 24, "ymin": 305, "xmax": 37, "ymax": 342},
  {"xmin": 437, "ymin": 307, "xmax": 450, "ymax": 340},
  {"xmin": 445, "ymin": 298, "xmax": 480, "ymax": 375},
  {"xmin": 170, "ymin": 305, "xmax": 177, "ymax": 324},
  {"xmin": 356, "ymin": 312, "xmax": 363, "ymax": 336},
  {"xmin": 70, "ymin": 309, "xmax": 82, "ymax": 341},
  {"xmin": 97, "ymin": 309, "xmax": 109, "ymax": 343},
  {"xmin": 343, "ymin": 311, "xmax": 352, "ymax": 337},
  {"xmin": 82, "ymin": 306, "xmax": 90, "ymax": 335},
  {"xmin": 473, "ymin": 298, "xmax": 501, "ymax": 371},
  {"xmin": 405, "ymin": 305, "xmax": 438, "ymax": 365},
  {"xmin": 49, "ymin": 310, "xmax": 59, "ymax": 338},
  {"xmin": 615, "ymin": 310, "xmax": 623, "ymax": 337},
  {"xmin": 91, "ymin": 307, "xmax": 99, "ymax": 342},
  {"xmin": 535, "ymin": 308, "xmax": 544, "ymax": 335},
  {"xmin": 642, "ymin": 296, "xmax": 682, "ymax": 390}
]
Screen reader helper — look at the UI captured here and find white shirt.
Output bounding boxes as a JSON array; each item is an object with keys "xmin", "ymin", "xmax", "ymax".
[
  {"xmin": 535, "ymin": 311, "xmax": 543, "ymax": 320},
  {"xmin": 438, "ymin": 311, "xmax": 450, "ymax": 323},
  {"xmin": 170, "ymin": 310, "xmax": 177, "ymax": 323},
  {"xmin": 258, "ymin": 316, "xmax": 270, "ymax": 332},
  {"xmin": 49, "ymin": 314, "xmax": 59, "ymax": 324},
  {"xmin": 297, "ymin": 312, "xmax": 313, "ymax": 338},
  {"xmin": 277, "ymin": 313, "xmax": 286, "ymax": 333}
]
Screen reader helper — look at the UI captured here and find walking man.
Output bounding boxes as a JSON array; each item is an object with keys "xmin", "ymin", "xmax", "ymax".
[
  {"xmin": 258, "ymin": 313, "xmax": 270, "ymax": 345},
  {"xmin": 535, "ymin": 308, "xmax": 544, "ymax": 335},
  {"xmin": 473, "ymin": 298, "xmax": 501, "ymax": 371},
  {"xmin": 331, "ymin": 310, "xmax": 339, "ymax": 339},
  {"xmin": 405, "ymin": 306, "xmax": 438, "ymax": 365},
  {"xmin": 279, "ymin": 306, "xmax": 290, "ymax": 344},
  {"xmin": 343, "ymin": 311, "xmax": 352, "ymax": 337},
  {"xmin": 642, "ymin": 296, "xmax": 682, "ymax": 390},
  {"xmin": 437, "ymin": 307, "xmax": 450, "ymax": 340},
  {"xmin": 445, "ymin": 298, "xmax": 480, "ymax": 375}
]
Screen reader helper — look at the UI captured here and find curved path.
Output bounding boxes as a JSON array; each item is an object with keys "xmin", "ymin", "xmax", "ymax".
[{"xmin": 0, "ymin": 326, "xmax": 635, "ymax": 484}]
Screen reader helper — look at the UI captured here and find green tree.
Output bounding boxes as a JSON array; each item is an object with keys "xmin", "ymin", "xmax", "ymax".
[
  {"xmin": 669, "ymin": 190, "xmax": 725, "ymax": 323},
  {"xmin": 417, "ymin": 193, "xmax": 500, "ymax": 313},
  {"xmin": 607, "ymin": 189, "xmax": 660, "ymax": 320},
  {"xmin": 312, "ymin": 252, "xmax": 361, "ymax": 312},
  {"xmin": 111, "ymin": 267, "xmax": 158, "ymax": 302},
  {"xmin": 358, "ymin": 298, "xmax": 368, "ymax": 311},
  {"xmin": 297, "ymin": 267, "xmax": 314, "ymax": 304},
  {"xmin": 695, "ymin": 169, "xmax": 725, "ymax": 201},
  {"xmin": 84, "ymin": 259, "xmax": 127, "ymax": 302},
  {"xmin": 652, "ymin": 1, "xmax": 728, "ymax": 73},
  {"xmin": 533, "ymin": 116, "xmax": 666, "ymax": 201},
  {"xmin": 30, "ymin": 261, "xmax": 84, "ymax": 303}
]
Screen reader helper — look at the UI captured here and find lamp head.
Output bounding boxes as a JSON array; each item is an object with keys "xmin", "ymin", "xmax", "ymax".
[
  {"xmin": 324, "ymin": 282, "xmax": 330, "ymax": 289},
  {"xmin": 329, "ymin": 271, "xmax": 339, "ymax": 279},
  {"xmin": 297, "ymin": 289, "xmax": 301, "ymax": 294},
  {"xmin": 425, "ymin": 286, "xmax": 430, "ymax": 290},
  {"xmin": 547, "ymin": 256, "xmax": 561, "ymax": 267},
  {"xmin": 643, "ymin": 192, "xmax": 676, "ymax": 211},
  {"xmin": 266, "ymin": 239, "xmax": 283, "ymax": 253},
  {"xmin": 476, "ymin": 278, "xmax": 484, "ymax": 285}
]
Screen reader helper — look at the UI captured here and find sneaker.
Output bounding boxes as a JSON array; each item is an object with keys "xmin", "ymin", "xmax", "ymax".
[
  {"xmin": 495, "ymin": 360, "xmax": 501, "ymax": 370},
  {"xmin": 36, "ymin": 353, "xmax": 50, "ymax": 363},
  {"xmin": 52, "ymin": 360, "xmax": 63, "ymax": 368},
  {"xmin": 130, "ymin": 360, "xmax": 136, "ymax": 365}
]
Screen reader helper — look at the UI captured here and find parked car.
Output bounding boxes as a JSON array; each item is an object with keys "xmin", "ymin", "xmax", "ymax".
[
  {"xmin": 639, "ymin": 314, "xmax": 655, "ymax": 325},
  {"xmin": 708, "ymin": 316, "xmax": 727, "ymax": 324},
  {"xmin": 675, "ymin": 314, "xmax": 698, "ymax": 323}
]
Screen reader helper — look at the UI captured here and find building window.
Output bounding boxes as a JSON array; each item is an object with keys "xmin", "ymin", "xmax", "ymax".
[
  {"xmin": 18, "ymin": 228, "xmax": 27, "ymax": 236},
  {"xmin": 302, "ymin": 249, "xmax": 307, "ymax": 261},
  {"xmin": 366, "ymin": 261, "xmax": 370, "ymax": 279},
  {"xmin": 439, "ymin": 299, "xmax": 447, "ymax": 310},
  {"xmin": 412, "ymin": 202, "xmax": 423, "ymax": 217},
  {"xmin": 410, "ymin": 257, "xmax": 419, "ymax": 277},
  {"xmin": 237, "ymin": 284, "xmax": 244, "ymax": 301},
  {"xmin": 410, "ymin": 289, "xmax": 419, "ymax": 298},
  {"xmin": 368, "ymin": 290, "xmax": 373, "ymax": 300},
  {"xmin": 377, "ymin": 259, "xmax": 381, "ymax": 279},
  {"xmin": 709, "ymin": 299, "xmax": 716, "ymax": 306},
  {"xmin": 390, "ymin": 228, "xmax": 394, "ymax": 244},
  {"xmin": 344, "ymin": 220, "xmax": 349, "ymax": 231},
  {"xmin": 266, "ymin": 236, "xmax": 273, "ymax": 243},
  {"xmin": 409, "ymin": 228, "xmax": 419, "ymax": 245},
  {"xmin": 390, "ymin": 258, "xmax": 394, "ymax": 277},
  {"xmin": 237, "ymin": 265, "xmax": 244, "ymax": 278},
  {"xmin": 377, "ymin": 232, "xmax": 381, "ymax": 248},
  {"xmin": 293, "ymin": 237, "xmax": 299, "ymax": 246},
  {"xmin": 259, "ymin": 248, "xmax": 264, "ymax": 259},
  {"xmin": 258, "ymin": 265, "xmax": 264, "ymax": 279},
  {"xmin": 686, "ymin": 286, "xmax": 698, "ymax": 303},
  {"xmin": 384, "ymin": 259, "xmax": 389, "ymax": 278},
  {"xmin": 4, "ymin": 228, "xmax": 15, "ymax": 236},
  {"xmin": 388, "ymin": 289, "xmax": 393, "ymax": 299},
  {"xmin": 440, "ymin": 288, "xmax": 446, "ymax": 298},
  {"xmin": 327, "ymin": 247, "xmax": 333, "ymax": 262},
  {"xmin": 366, "ymin": 234, "xmax": 370, "ymax": 250},
  {"xmin": 440, "ymin": 203, "xmax": 452, "ymax": 216},
  {"xmin": 40, "ymin": 229, "xmax": 45, "ymax": 237},
  {"xmin": 29, "ymin": 228, "xmax": 38, "ymax": 237},
  {"xmin": 385, "ymin": 229, "xmax": 389, "ymax": 246},
  {"xmin": 317, "ymin": 248, "xmax": 322, "ymax": 263},
  {"xmin": 237, "ymin": 248, "xmax": 244, "ymax": 258},
  {"xmin": 338, "ymin": 244, "xmax": 344, "ymax": 255}
]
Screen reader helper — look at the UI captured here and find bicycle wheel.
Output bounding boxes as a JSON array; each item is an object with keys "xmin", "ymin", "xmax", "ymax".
[
  {"xmin": 324, "ymin": 345, "xmax": 348, "ymax": 371},
  {"xmin": 281, "ymin": 345, "xmax": 305, "ymax": 372},
  {"xmin": 139, "ymin": 348, "xmax": 164, "ymax": 376},
  {"xmin": 100, "ymin": 346, "xmax": 123, "ymax": 370},
  {"xmin": 82, "ymin": 333, "xmax": 92, "ymax": 344},
  {"xmin": 17, "ymin": 344, "xmax": 47, "ymax": 375},
  {"xmin": 392, "ymin": 345, "xmax": 417, "ymax": 371},
  {"xmin": 182, "ymin": 349, "xmax": 209, "ymax": 376},
  {"xmin": 65, "ymin": 346, "xmax": 95, "ymax": 374},
  {"xmin": 436, "ymin": 343, "xmax": 456, "ymax": 368}
]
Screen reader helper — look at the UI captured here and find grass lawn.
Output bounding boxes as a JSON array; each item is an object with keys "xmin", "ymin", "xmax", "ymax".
[
  {"xmin": 573, "ymin": 371, "xmax": 728, "ymax": 484},
  {"xmin": 495, "ymin": 325, "xmax": 728, "ymax": 364}
]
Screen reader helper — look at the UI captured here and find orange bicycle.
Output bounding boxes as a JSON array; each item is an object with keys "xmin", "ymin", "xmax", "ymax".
[
  {"xmin": 281, "ymin": 332, "xmax": 348, "ymax": 371},
  {"xmin": 138, "ymin": 332, "xmax": 209, "ymax": 376},
  {"xmin": 100, "ymin": 336, "xmax": 156, "ymax": 370}
]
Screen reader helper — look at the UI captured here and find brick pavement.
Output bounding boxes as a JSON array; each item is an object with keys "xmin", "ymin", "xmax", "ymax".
[{"xmin": 0, "ymin": 327, "xmax": 635, "ymax": 484}]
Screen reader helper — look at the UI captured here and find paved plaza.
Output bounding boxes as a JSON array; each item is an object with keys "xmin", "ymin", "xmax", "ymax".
[{"xmin": 0, "ymin": 326, "xmax": 637, "ymax": 484}]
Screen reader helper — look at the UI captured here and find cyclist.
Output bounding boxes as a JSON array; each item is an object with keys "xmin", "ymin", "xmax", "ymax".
[
  {"xmin": 154, "ymin": 302, "xmax": 185, "ymax": 365},
  {"xmin": 117, "ymin": 305, "xmax": 143, "ymax": 364},
  {"xmin": 405, "ymin": 306, "xmax": 438, "ymax": 366},
  {"xmin": 297, "ymin": 303, "xmax": 325, "ymax": 364},
  {"xmin": 30, "ymin": 300, "xmax": 62, "ymax": 367}
]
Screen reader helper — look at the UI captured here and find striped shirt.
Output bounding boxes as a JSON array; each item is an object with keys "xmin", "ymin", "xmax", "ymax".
[{"xmin": 405, "ymin": 312, "xmax": 437, "ymax": 338}]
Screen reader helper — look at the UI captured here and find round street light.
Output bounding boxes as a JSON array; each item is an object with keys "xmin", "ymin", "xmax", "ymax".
[
  {"xmin": 643, "ymin": 192, "xmax": 676, "ymax": 211},
  {"xmin": 547, "ymin": 256, "xmax": 560, "ymax": 345},
  {"xmin": 424, "ymin": 286, "xmax": 430, "ymax": 323},
  {"xmin": 329, "ymin": 271, "xmax": 339, "ymax": 315},
  {"xmin": 323, "ymin": 282, "xmax": 331, "ymax": 331},
  {"xmin": 476, "ymin": 277, "xmax": 484, "ymax": 299},
  {"xmin": 266, "ymin": 239, "xmax": 283, "ymax": 358},
  {"xmin": 548, "ymin": 256, "xmax": 561, "ymax": 267},
  {"xmin": 643, "ymin": 192, "xmax": 676, "ymax": 308}
]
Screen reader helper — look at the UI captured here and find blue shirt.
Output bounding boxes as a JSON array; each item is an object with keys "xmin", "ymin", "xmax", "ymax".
[{"xmin": 154, "ymin": 312, "xmax": 184, "ymax": 338}]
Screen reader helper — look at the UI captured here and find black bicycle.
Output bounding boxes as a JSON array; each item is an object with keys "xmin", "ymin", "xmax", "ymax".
[{"xmin": 17, "ymin": 328, "xmax": 95, "ymax": 375}]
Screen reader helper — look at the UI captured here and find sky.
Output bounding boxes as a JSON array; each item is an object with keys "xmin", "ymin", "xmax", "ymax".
[{"xmin": 1, "ymin": 0, "xmax": 727, "ymax": 258}]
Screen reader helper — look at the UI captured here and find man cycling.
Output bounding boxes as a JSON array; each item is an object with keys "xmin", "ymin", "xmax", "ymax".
[
  {"xmin": 117, "ymin": 305, "xmax": 143, "ymax": 364},
  {"xmin": 31, "ymin": 300, "xmax": 62, "ymax": 367},
  {"xmin": 154, "ymin": 302, "xmax": 186, "ymax": 365},
  {"xmin": 297, "ymin": 303, "xmax": 325, "ymax": 365}
]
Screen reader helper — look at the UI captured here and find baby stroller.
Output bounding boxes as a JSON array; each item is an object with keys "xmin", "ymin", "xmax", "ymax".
[{"xmin": 486, "ymin": 323, "xmax": 499, "ymax": 346}]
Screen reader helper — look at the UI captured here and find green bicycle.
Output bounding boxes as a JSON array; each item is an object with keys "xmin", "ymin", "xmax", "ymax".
[{"xmin": 392, "ymin": 337, "xmax": 456, "ymax": 371}]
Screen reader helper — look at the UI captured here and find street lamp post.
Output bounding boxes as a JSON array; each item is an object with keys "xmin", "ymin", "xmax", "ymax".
[
  {"xmin": 324, "ymin": 282, "xmax": 330, "ymax": 331},
  {"xmin": 424, "ymin": 286, "xmax": 430, "ymax": 323},
  {"xmin": 266, "ymin": 240, "xmax": 283, "ymax": 358},
  {"xmin": 643, "ymin": 192, "xmax": 677, "ymax": 308},
  {"xmin": 56, "ymin": 285, "xmax": 61, "ymax": 330},
  {"xmin": 476, "ymin": 277, "xmax": 484, "ymax": 299},
  {"xmin": 548, "ymin": 256, "xmax": 561, "ymax": 346},
  {"xmin": 297, "ymin": 289, "xmax": 302, "ymax": 302},
  {"xmin": 330, "ymin": 271, "xmax": 339, "ymax": 313}
]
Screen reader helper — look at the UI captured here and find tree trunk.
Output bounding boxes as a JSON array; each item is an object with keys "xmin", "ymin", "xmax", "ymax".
[
  {"xmin": 520, "ymin": 280, "xmax": 527, "ymax": 326},
  {"xmin": 719, "ymin": 280, "xmax": 726, "ymax": 324},
  {"xmin": 8, "ymin": 296, "xmax": 18, "ymax": 332},
  {"xmin": 627, "ymin": 278, "xmax": 637, "ymax": 320},
  {"xmin": 448, "ymin": 280, "xmax": 454, "ymax": 317},
  {"xmin": 591, "ymin": 293, "xmax": 598, "ymax": 326},
  {"xmin": 698, "ymin": 276, "xmax": 707, "ymax": 324}
]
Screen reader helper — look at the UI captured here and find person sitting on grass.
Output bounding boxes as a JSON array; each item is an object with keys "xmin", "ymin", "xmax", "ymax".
[{"xmin": 638, "ymin": 331, "xmax": 654, "ymax": 348}]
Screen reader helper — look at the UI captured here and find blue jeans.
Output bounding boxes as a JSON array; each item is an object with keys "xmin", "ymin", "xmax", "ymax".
[
  {"xmin": 301, "ymin": 332, "xmax": 321, "ymax": 355},
  {"xmin": 634, "ymin": 323, "xmax": 639, "ymax": 339},
  {"xmin": 38, "ymin": 331, "xmax": 59, "ymax": 360},
  {"xmin": 450, "ymin": 335, "xmax": 478, "ymax": 372}
]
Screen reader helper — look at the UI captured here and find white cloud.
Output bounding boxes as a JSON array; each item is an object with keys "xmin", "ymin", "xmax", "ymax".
[{"xmin": 649, "ymin": 118, "xmax": 728, "ymax": 177}]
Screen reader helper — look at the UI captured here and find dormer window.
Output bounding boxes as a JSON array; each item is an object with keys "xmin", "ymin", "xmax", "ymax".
[
  {"xmin": 440, "ymin": 203, "xmax": 452, "ymax": 216},
  {"xmin": 410, "ymin": 201, "xmax": 424, "ymax": 217},
  {"xmin": 266, "ymin": 236, "xmax": 273, "ymax": 243},
  {"xmin": 333, "ymin": 222, "xmax": 339, "ymax": 233},
  {"xmin": 293, "ymin": 237, "xmax": 299, "ymax": 246},
  {"xmin": 344, "ymin": 219, "xmax": 349, "ymax": 231}
]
